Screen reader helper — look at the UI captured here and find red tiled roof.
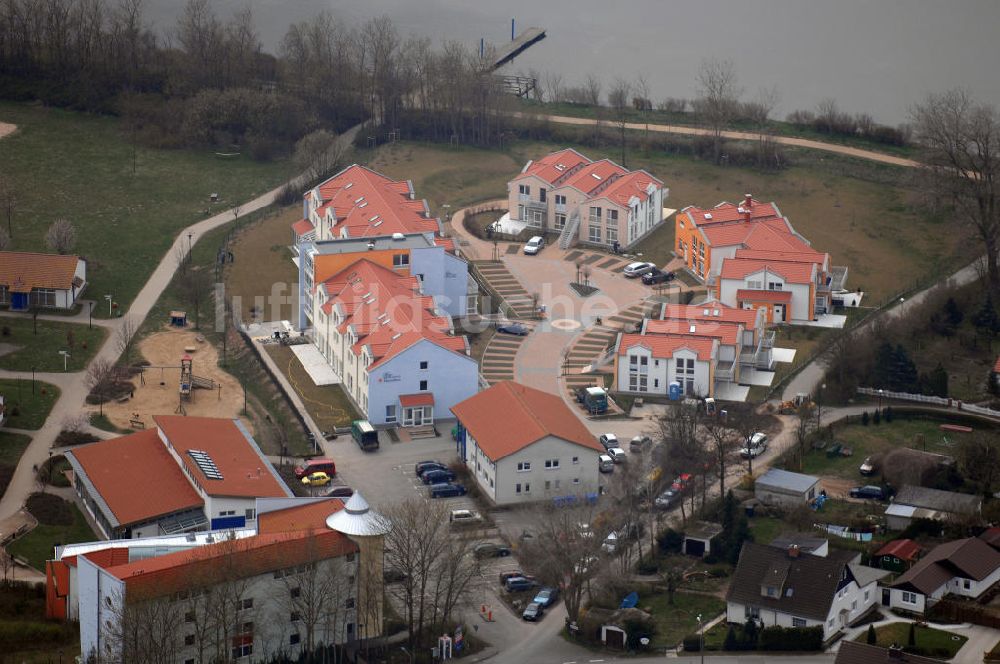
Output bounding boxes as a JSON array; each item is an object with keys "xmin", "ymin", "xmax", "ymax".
[
  {"xmin": 735, "ymin": 247, "xmax": 826, "ymax": 266},
  {"xmin": 681, "ymin": 199, "xmax": 781, "ymax": 227},
  {"xmin": 645, "ymin": 318, "xmax": 741, "ymax": 345},
  {"xmin": 0, "ymin": 252, "xmax": 82, "ymax": 291},
  {"xmin": 104, "ymin": 529, "xmax": 357, "ymax": 602},
  {"xmin": 736, "ymin": 288, "xmax": 793, "ymax": 303},
  {"xmin": 560, "ymin": 159, "xmax": 628, "ymax": 196},
  {"xmin": 400, "ymin": 393, "xmax": 434, "ymax": 407},
  {"xmin": 433, "ymin": 236, "xmax": 456, "ymax": 253},
  {"xmin": 699, "ymin": 217, "xmax": 791, "ymax": 248},
  {"xmin": 874, "ymin": 539, "xmax": 922, "ymax": 561},
  {"xmin": 319, "ymin": 259, "xmax": 468, "ymax": 370},
  {"xmin": 518, "ymin": 148, "xmax": 592, "ymax": 185},
  {"xmin": 719, "ymin": 257, "xmax": 816, "ymax": 284},
  {"xmin": 68, "ymin": 429, "xmax": 202, "ymax": 527},
  {"xmin": 313, "ymin": 164, "xmax": 438, "ymax": 239},
  {"xmin": 257, "ymin": 498, "xmax": 345, "ymax": 534},
  {"xmin": 741, "ymin": 223, "xmax": 816, "ymax": 254},
  {"xmin": 618, "ymin": 333, "xmax": 717, "ymax": 361},
  {"xmin": 596, "ymin": 170, "xmax": 663, "ymax": 207},
  {"xmin": 153, "ymin": 416, "xmax": 289, "ymax": 499},
  {"xmin": 659, "ymin": 302, "xmax": 760, "ymax": 330},
  {"xmin": 451, "ymin": 381, "xmax": 602, "ymax": 461},
  {"xmin": 292, "ymin": 218, "xmax": 315, "ymax": 236}
]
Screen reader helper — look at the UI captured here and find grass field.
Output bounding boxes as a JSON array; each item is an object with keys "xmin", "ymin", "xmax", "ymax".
[
  {"xmin": 7, "ymin": 500, "xmax": 96, "ymax": 572},
  {"xmin": 264, "ymin": 344, "xmax": 361, "ymax": 432},
  {"xmin": 0, "ymin": 317, "xmax": 105, "ymax": 371},
  {"xmin": 645, "ymin": 591, "xmax": 726, "ymax": 648},
  {"xmin": 0, "ymin": 102, "xmax": 295, "ymax": 317},
  {"xmin": 0, "ymin": 431, "xmax": 31, "ymax": 500},
  {"xmin": 0, "ymin": 378, "xmax": 59, "ymax": 429},
  {"xmin": 857, "ymin": 622, "xmax": 967, "ymax": 658},
  {"xmin": 225, "ymin": 205, "xmax": 301, "ymax": 323}
]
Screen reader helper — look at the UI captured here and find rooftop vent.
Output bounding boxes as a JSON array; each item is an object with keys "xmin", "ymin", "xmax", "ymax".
[
  {"xmin": 591, "ymin": 173, "xmax": 602, "ymax": 180},
  {"xmin": 689, "ymin": 325, "xmax": 696, "ymax": 333},
  {"xmin": 704, "ymin": 213, "xmax": 713, "ymax": 220},
  {"xmin": 555, "ymin": 163, "xmax": 565, "ymax": 171},
  {"xmin": 344, "ymin": 182, "xmax": 353, "ymax": 189},
  {"xmin": 391, "ymin": 333, "xmax": 402, "ymax": 340},
  {"xmin": 354, "ymin": 196, "xmax": 364, "ymax": 204},
  {"xmin": 188, "ymin": 450, "xmax": 223, "ymax": 480},
  {"xmin": 369, "ymin": 215, "xmax": 379, "ymax": 222}
]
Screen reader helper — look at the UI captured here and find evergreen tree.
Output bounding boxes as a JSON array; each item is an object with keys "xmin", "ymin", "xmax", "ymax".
[
  {"xmin": 973, "ymin": 296, "xmax": 1000, "ymax": 339},
  {"xmin": 744, "ymin": 618, "xmax": 759, "ymax": 649},
  {"xmin": 862, "ymin": 411, "xmax": 870, "ymax": 426},
  {"xmin": 724, "ymin": 625, "xmax": 738, "ymax": 651},
  {"xmin": 908, "ymin": 622, "xmax": 916, "ymax": 647},
  {"xmin": 928, "ymin": 363, "xmax": 949, "ymax": 397},
  {"xmin": 945, "ymin": 297, "xmax": 964, "ymax": 326},
  {"xmin": 867, "ymin": 624, "xmax": 877, "ymax": 645},
  {"xmin": 873, "ymin": 409, "xmax": 881, "ymax": 425},
  {"xmin": 885, "ymin": 406, "xmax": 894, "ymax": 423},
  {"xmin": 892, "ymin": 344, "xmax": 919, "ymax": 392}
]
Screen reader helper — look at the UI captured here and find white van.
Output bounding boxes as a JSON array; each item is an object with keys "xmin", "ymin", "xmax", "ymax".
[{"xmin": 598, "ymin": 454, "xmax": 614, "ymax": 473}]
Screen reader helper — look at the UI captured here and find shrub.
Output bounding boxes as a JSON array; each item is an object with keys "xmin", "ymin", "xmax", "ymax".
[
  {"xmin": 867, "ymin": 624, "xmax": 876, "ymax": 645},
  {"xmin": 25, "ymin": 492, "xmax": 73, "ymax": 526},
  {"xmin": 758, "ymin": 625, "xmax": 823, "ymax": 651},
  {"xmin": 1, "ymin": 325, "xmax": 9, "ymax": 336},
  {"xmin": 657, "ymin": 528, "xmax": 684, "ymax": 554},
  {"xmin": 55, "ymin": 430, "xmax": 99, "ymax": 446},
  {"xmin": 682, "ymin": 635, "xmax": 701, "ymax": 652},
  {"xmin": 862, "ymin": 411, "xmax": 870, "ymax": 426},
  {"xmin": 635, "ymin": 556, "xmax": 659, "ymax": 575},
  {"xmin": 724, "ymin": 626, "xmax": 738, "ymax": 651}
]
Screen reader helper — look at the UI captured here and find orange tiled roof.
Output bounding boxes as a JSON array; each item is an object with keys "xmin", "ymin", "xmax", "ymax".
[
  {"xmin": 433, "ymin": 236, "xmax": 456, "ymax": 253},
  {"xmin": 292, "ymin": 218, "xmax": 315, "ymax": 236},
  {"xmin": 257, "ymin": 498, "xmax": 345, "ymax": 534},
  {"xmin": 103, "ymin": 529, "xmax": 357, "ymax": 602},
  {"xmin": 659, "ymin": 302, "xmax": 760, "ymax": 330},
  {"xmin": 596, "ymin": 170, "xmax": 663, "ymax": 207},
  {"xmin": 681, "ymin": 199, "xmax": 781, "ymax": 227},
  {"xmin": 451, "ymin": 381, "xmax": 602, "ymax": 461},
  {"xmin": 741, "ymin": 223, "xmax": 816, "ymax": 254},
  {"xmin": 560, "ymin": 159, "xmax": 628, "ymax": 196},
  {"xmin": 400, "ymin": 393, "xmax": 434, "ymax": 407},
  {"xmin": 0, "ymin": 252, "xmax": 82, "ymax": 292},
  {"xmin": 719, "ymin": 257, "xmax": 816, "ymax": 284},
  {"xmin": 153, "ymin": 416, "xmax": 290, "ymax": 499},
  {"xmin": 736, "ymin": 288, "xmax": 793, "ymax": 303},
  {"xmin": 319, "ymin": 259, "xmax": 468, "ymax": 370},
  {"xmin": 645, "ymin": 318, "xmax": 741, "ymax": 345},
  {"xmin": 518, "ymin": 148, "xmax": 592, "ymax": 185},
  {"xmin": 734, "ymin": 247, "xmax": 825, "ymax": 265},
  {"xmin": 875, "ymin": 539, "xmax": 922, "ymax": 561},
  {"xmin": 313, "ymin": 164, "xmax": 438, "ymax": 239},
  {"xmin": 68, "ymin": 429, "xmax": 202, "ymax": 527},
  {"xmin": 618, "ymin": 333, "xmax": 716, "ymax": 361}
]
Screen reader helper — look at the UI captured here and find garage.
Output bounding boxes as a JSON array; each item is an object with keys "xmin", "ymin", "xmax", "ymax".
[{"xmin": 683, "ymin": 522, "xmax": 723, "ymax": 558}]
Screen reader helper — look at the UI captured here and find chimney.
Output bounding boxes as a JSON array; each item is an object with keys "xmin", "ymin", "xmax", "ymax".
[
  {"xmin": 743, "ymin": 193, "xmax": 752, "ymax": 223},
  {"xmin": 787, "ymin": 544, "xmax": 800, "ymax": 559}
]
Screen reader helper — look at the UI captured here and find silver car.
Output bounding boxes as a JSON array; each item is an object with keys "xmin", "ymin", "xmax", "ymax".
[{"xmin": 623, "ymin": 262, "xmax": 656, "ymax": 278}]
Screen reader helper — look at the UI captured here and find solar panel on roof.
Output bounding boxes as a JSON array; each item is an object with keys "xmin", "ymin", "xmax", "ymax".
[{"xmin": 188, "ymin": 449, "xmax": 223, "ymax": 480}]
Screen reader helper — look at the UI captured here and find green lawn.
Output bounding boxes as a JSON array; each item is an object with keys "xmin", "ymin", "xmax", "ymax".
[
  {"xmin": 643, "ymin": 590, "xmax": 726, "ymax": 648},
  {"xmin": 0, "ymin": 378, "xmax": 59, "ymax": 429},
  {"xmin": 0, "ymin": 317, "xmax": 105, "ymax": 371},
  {"xmin": 857, "ymin": 622, "xmax": 967, "ymax": 658},
  {"xmin": 0, "ymin": 102, "xmax": 295, "ymax": 317},
  {"xmin": 7, "ymin": 501, "xmax": 96, "ymax": 572},
  {"xmin": 746, "ymin": 516, "xmax": 786, "ymax": 545}
]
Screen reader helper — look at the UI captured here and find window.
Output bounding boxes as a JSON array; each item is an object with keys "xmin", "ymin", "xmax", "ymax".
[
  {"xmin": 573, "ymin": 478, "xmax": 580, "ymax": 484},
  {"xmin": 291, "ymin": 587, "xmax": 301, "ymax": 599},
  {"xmin": 515, "ymin": 483, "xmax": 523, "ymax": 494},
  {"xmin": 572, "ymin": 456, "xmax": 579, "ymax": 465},
  {"xmin": 419, "ymin": 361, "xmax": 428, "ymax": 370},
  {"xmin": 606, "ymin": 224, "xmax": 618, "ymax": 244},
  {"xmin": 864, "ymin": 589, "xmax": 870, "ymax": 602},
  {"xmin": 29, "ymin": 288, "xmax": 56, "ymax": 307},
  {"xmin": 517, "ymin": 461, "xmax": 531, "ymax": 472},
  {"xmin": 219, "ymin": 510, "xmax": 236, "ymax": 517},
  {"xmin": 346, "ymin": 552, "xmax": 356, "ymax": 563},
  {"xmin": 290, "ymin": 633, "xmax": 301, "ymax": 646},
  {"xmin": 385, "ymin": 405, "xmax": 397, "ymax": 423},
  {"xmin": 555, "ymin": 213, "xmax": 566, "ymax": 229},
  {"xmin": 606, "ymin": 209, "xmax": 619, "ymax": 226},
  {"xmin": 245, "ymin": 508, "xmax": 255, "ymax": 521},
  {"xmin": 544, "ymin": 459, "xmax": 560, "ymax": 469},
  {"xmin": 345, "ymin": 597, "xmax": 356, "ymax": 609},
  {"xmin": 744, "ymin": 605, "xmax": 760, "ymax": 619},
  {"xmin": 545, "ymin": 480, "xmax": 551, "ymax": 490},
  {"xmin": 589, "ymin": 223, "xmax": 601, "ymax": 243},
  {"xmin": 589, "ymin": 206, "xmax": 602, "ymax": 222},
  {"xmin": 554, "ymin": 479, "xmax": 561, "ymax": 489},
  {"xmin": 747, "ymin": 280, "xmax": 762, "ymax": 290},
  {"xmin": 765, "ymin": 586, "xmax": 777, "ymax": 597},
  {"xmin": 518, "ymin": 184, "xmax": 530, "ymax": 196},
  {"xmin": 419, "ymin": 380, "xmax": 428, "ymax": 391},
  {"xmin": 291, "ymin": 611, "xmax": 301, "ymax": 623},
  {"xmin": 185, "ymin": 634, "xmax": 195, "ymax": 646},
  {"xmin": 232, "ymin": 644, "xmax": 252, "ymax": 659},
  {"xmin": 902, "ymin": 591, "xmax": 917, "ymax": 605},
  {"xmin": 239, "ymin": 598, "xmax": 253, "ymax": 610},
  {"xmin": 792, "ymin": 618, "xmax": 806, "ymax": 627},
  {"xmin": 963, "ymin": 579, "xmax": 972, "ymax": 590},
  {"xmin": 392, "ymin": 253, "xmax": 410, "ymax": 267},
  {"xmin": 555, "ymin": 194, "xmax": 566, "ymax": 207},
  {"xmin": 185, "ymin": 610, "xmax": 195, "ymax": 623},
  {"xmin": 539, "ymin": 188, "xmax": 547, "ymax": 202},
  {"xmin": 828, "ymin": 618, "xmax": 835, "ymax": 627},
  {"xmin": 767, "ymin": 281, "xmax": 782, "ymax": 291}
]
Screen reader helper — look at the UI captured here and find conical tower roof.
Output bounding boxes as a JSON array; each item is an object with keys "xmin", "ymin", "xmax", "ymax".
[{"xmin": 326, "ymin": 491, "xmax": 389, "ymax": 536}]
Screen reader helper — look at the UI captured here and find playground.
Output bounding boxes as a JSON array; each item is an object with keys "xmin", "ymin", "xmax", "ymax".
[{"xmin": 97, "ymin": 328, "xmax": 247, "ymax": 431}]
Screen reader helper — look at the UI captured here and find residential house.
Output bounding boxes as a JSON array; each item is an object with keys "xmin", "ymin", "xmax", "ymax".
[
  {"xmin": 451, "ymin": 381, "xmax": 604, "ymax": 506},
  {"xmin": 673, "ymin": 195, "xmax": 849, "ymax": 322},
  {"xmin": 0, "ymin": 251, "xmax": 87, "ymax": 310},
  {"xmin": 312, "ymin": 258, "xmax": 478, "ymax": 426},
  {"xmin": 726, "ymin": 541, "xmax": 888, "ymax": 643},
  {"xmin": 885, "ymin": 485, "xmax": 983, "ymax": 531},
  {"xmin": 874, "ymin": 539, "xmax": 923, "ymax": 573},
  {"xmin": 65, "ymin": 416, "xmax": 292, "ymax": 539},
  {"xmin": 755, "ymin": 468, "xmax": 820, "ymax": 508},
  {"xmin": 612, "ymin": 301, "xmax": 773, "ymax": 399},
  {"xmin": 70, "ymin": 494, "xmax": 387, "ymax": 663},
  {"xmin": 507, "ymin": 148, "xmax": 668, "ymax": 250},
  {"xmin": 835, "ymin": 642, "xmax": 947, "ymax": 664},
  {"xmin": 886, "ymin": 537, "xmax": 1000, "ymax": 614},
  {"xmin": 978, "ymin": 527, "xmax": 1000, "ymax": 551}
]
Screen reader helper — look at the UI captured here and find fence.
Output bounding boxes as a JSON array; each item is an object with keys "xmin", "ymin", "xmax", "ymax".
[
  {"xmin": 857, "ymin": 386, "xmax": 1000, "ymax": 419},
  {"xmin": 927, "ymin": 598, "xmax": 1000, "ymax": 631}
]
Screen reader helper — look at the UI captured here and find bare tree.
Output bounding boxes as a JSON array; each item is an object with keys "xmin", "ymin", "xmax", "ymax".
[
  {"xmin": 635, "ymin": 74, "xmax": 652, "ymax": 149},
  {"xmin": 0, "ymin": 173, "xmax": 15, "ymax": 239},
  {"xmin": 608, "ymin": 78, "xmax": 632, "ymax": 166},
  {"xmin": 544, "ymin": 71, "xmax": 564, "ymax": 103},
  {"xmin": 703, "ymin": 414, "xmax": 742, "ymax": 504},
  {"xmin": 45, "ymin": 219, "xmax": 77, "ymax": 254},
  {"xmin": 584, "ymin": 74, "xmax": 603, "ymax": 143},
  {"xmin": 656, "ymin": 401, "xmax": 708, "ymax": 524},
  {"xmin": 294, "ymin": 129, "xmax": 349, "ymax": 183},
  {"xmin": 726, "ymin": 403, "xmax": 770, "ymax": 476},
  {"xmin": 792, "ymin": 402, "xmax": 817, "ymax": 471},
  {"xmin": 693, "ymin": 57, "xmax": 742, "ymax": 163},
  {"xmin": 99, "ymin": 586, "xmax": 184, "ymax": 664},
  {"xmin": 116, "ymin": 314, "xmax": 138, "ymax": 366},
  {"xmin": 178, "ymin": 266, "xmax": 211, "ymax": 329},
  {"xmin": 911, "ymin": 90, "xmax": 1000, "ymax": 294},
  {"xmin": 0, "ymin": 225, "xmax": 9, "ymax": 251},
  {"xmin": 86, "ymin": 358, "xmax": 116, "ymax": 417},
  {"xmin": 744, "ymin": 86, "xmax": 781, "ymax": 168}
]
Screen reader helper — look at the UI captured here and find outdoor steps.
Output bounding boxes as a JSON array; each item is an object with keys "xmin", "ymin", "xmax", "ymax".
[{"xmin": 408, "ymin": 425, "xmax": 437, "ymax": 440}]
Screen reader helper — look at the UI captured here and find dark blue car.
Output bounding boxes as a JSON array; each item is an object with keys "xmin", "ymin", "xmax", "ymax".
[
  {"xmin": 429, "ymin": 483, "xmax": 467, "ymax": 498},
  {"xmin": 422, "ymin": 469, "xmax": 456, "ymax": 485}
]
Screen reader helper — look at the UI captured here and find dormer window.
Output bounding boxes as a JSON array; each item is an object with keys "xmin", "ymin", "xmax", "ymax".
[{"xmin": 762, "ymin": 585, "xmax": 777, "ymax": 598}]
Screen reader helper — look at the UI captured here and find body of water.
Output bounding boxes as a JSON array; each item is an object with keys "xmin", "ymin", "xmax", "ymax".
[{"xmin": 144, "ymin": 0, "xmax": 1000, "ymax": 124}]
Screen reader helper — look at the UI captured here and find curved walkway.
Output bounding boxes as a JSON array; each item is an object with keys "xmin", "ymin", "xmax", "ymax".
[{"xmin": 520, "ymin": 112, "xmax": 920, "ymax": 168}]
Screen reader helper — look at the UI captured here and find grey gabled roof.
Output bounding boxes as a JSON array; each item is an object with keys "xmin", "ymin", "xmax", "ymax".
[
  {"xmin": 771, "ymin": 532, "xmax": 829, "ymax": 554},
  {"xmin": 726, "ymin": 542, "xmax": 859, "ymax": 621},
  {"xmin": 848, "ymin": 563, "xmax": 891, "ymax": 588},
  {"xmin": 756, "ymin": 468, "xmax": 819, "ymax": 494},
  {"xmin": 893, "ymin": 485, "xmax": 981, "ymax": 515}
]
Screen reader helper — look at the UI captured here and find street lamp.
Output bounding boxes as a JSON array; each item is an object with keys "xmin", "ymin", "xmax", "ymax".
[
  {"xmin": 697, "ymin": 613, "xmax": 705, "ymax": 664},
  {"xmin": 58, "ymin": 350, "xmax": 70, "ymax": 372},
  {"xmin": 31, "ymin": 366, "xmax": 35, "ymax": 394},
  {"xmin": 187, "ymin": 233, "xmax": 194, "ymax": 263},
  {"xmin": 104, "ymin": 293, "xmax": 112, "ymax": 317},
  {"xmin": 818, "ymin": 383, "xmax": 826, "ymax": 427},
  {"xmin": 89, "ymin": 301, "xmax": 94, "ymax": 330},
  {"xmin": 878, "ymin": 388, "xmax": 884, "ymax": 412}
]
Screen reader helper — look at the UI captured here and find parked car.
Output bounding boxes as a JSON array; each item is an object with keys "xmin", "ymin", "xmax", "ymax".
[
  {"xmin": 421, "ymin": 469, "xmax": 457, "ymax": 485},
  {"xmin": 533, "ymin": 587, "xmax": 560, "ymax": 608},
  {"xmin": 350, "ymin": 419, "xmax": 379, "ymax": 451},
  {"xmin": 301, "ymin": 471, "xmax": 332, "ymax": 487},
  {"xmin": 499, "ymin": 570, "xmax": 528, "ymax": 585},
  {"xmin": 474, "ymin": 542, "xmax": 512, "ymax": 559},
  {"xmin": 740, "ymin": 432, "xmax": 769, "ymax": 458},
  {"xmin": 607, "ymin": 447, "xmax": 627, "ymax": 463},
  {"xmin": 598, "ymin": 454, "xmax": 614, "ymax": 473},
  {"xmin": 416, "ymin": 463, "xmax": 449, "ymax": 478},
  {"xmin": 325, "ymin": 485, "xmax": 354, "ymax": 498},
  {"xmin": 598, "ymin": 433, "xmax": 619, "ymax": 450},
  {"xmin": 522, "ymin": 602, "xmax": 544, "ymax": 621},
  {"xmin": 850, "ymin": 485, "xmax": 887, "ymax": 500},
  {"xmin": 859, "ymin": 456, "xmax": 877, "ymax": 476},
  {"xmin": 623, "ymin": 261, "xmax": 656, "ymax": 278},
  {"xmin": 449, "ymin": 509, "xmax": 482, "ymax": 526},
  {"xmin": 429, "ymin": 483, "xmax": 467, "ymax": 498},
  {"xmin": 294, "ymin": 458, "xmax": 336, "ymax": 479},
  {"xmin": 504, "ymin": 576, "xmax": 538, "ymax": 592},
  {"xmin": 415, "ymin": 460, "xmax": 445, "ymax": 477},
  {"xmin": 641, "ymin": 269, "xmax": 675, "ymax": 285},
  {"xmin": 523, "ymin": 236, "xmax": 545, "ymax": 255},
  {"xmin": 629, "ymin": 435, "xmax": 652, "ymax": 453},
  {"xmin": 654, "ymin": 488, "xmax": 680, "ymax": 510},
  {"xmin": 497, "ymin": 322, "xmax": 529, "ymax": 336}
]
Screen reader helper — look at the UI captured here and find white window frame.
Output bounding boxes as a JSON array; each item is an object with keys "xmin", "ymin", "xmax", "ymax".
[
  {"xmin": 901, "ymin": 591, "xmax": 917, "ymax": 605},
  {"xmin": 516, "ymin": 461, "xmax": 531, "ymax": 472}
]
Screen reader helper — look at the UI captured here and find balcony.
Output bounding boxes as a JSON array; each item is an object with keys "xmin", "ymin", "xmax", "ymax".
[
  {"xmin": 555, "ymin": 203, "xmax": 567, "ymax": 213},
  {"xmin": 524, "ymin": 199, "xmax": 547, "ymax": 211},
  {"xmin": 715, "ymin": 360, "xmax": 736, "ymax": 383},
  {"xmin": 818, "ymin": 265, "xmax": 849, "ymax": 292}
]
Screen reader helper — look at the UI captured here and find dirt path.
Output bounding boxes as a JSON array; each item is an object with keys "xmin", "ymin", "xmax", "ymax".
[
  {"xmin": 0, "ymin": 122, "xmax": 16, "ymax": 140},
  {"xmin": 521, "ymin": 112, "xmax": 920, "ymax": 168}
]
